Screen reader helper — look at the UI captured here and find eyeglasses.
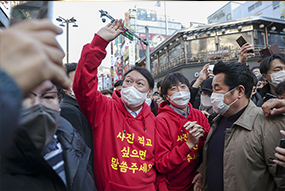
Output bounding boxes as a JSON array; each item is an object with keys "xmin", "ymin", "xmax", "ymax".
[{"xmin": 22, "ymin": 91, "xmax": 59, "ymax": 108}]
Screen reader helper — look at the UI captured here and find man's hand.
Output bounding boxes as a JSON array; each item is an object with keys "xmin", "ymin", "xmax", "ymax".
[
  {"xmin": 192, "ymin": 63, "xmax": 209, "ymax": 88},
  {"xmin": 238, "ymin": 42, "xmax": 255, "ymax": 64},
  {"xmin": 0, "ymin": 19, "xmax": 69, "ymax": 96},
  {"xmin": 193, "ymin": 173, "xmax": 204, "ymax": 191},
  {"xmin": 97, "ymin": 19, "xmax": 124, "ymax": 42},
  {"xmin": 273, "ymin": 130, "xmax": 285, "ymax": 168},
  {"xmin": 262, "ymin": 98, "xmax": 285, "ymax": 116}
]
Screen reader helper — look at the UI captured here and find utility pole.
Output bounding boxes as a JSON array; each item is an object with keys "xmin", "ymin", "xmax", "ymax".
[
  {"xmin": 145, "ymin": 26, "xmax": 150, "ymax": 70},
  {"xmin": 56, "ymin": 16, "xmax": 78, "ymax": 64},
  {"xmin": 164, "ymin": 1, "xmax": 168, "ymax": 35}
]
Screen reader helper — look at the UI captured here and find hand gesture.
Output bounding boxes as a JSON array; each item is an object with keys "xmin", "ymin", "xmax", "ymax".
[
  {"xmin": 0, "ymin": 19, "xmax": 69, "ymax": 96},
  {"xmin": 262, "ymin": 98, "xmax": 285, "ymax": 116},
  {"xmin": 193, "ymin": 173, "xmax": 204, "ymax": 191},
  {"xmin": 192, "ymin": 63, "xmax": 209, "ymax": 88},
  {"xmin": 97, "ymin": 19, "xmax": 124, "ymax": 42},
  {"xmin": 184, "ymin": 121, "xmax": 204, "ymax": 149},
  {"xmin": 238, "ymin": 42, "xmax": 255, "ymax": 64}
]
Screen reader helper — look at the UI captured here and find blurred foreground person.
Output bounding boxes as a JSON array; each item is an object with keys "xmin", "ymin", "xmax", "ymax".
[
  {"xmin": 0, "ymin": 19, "xmax": 68, "ymax": 163},
  {"xmin": 2, "ymin": 80, "xmax": 96, "ymax": 191},
  {"xmin": 73, "ymin": 19, "xmax": 157, "ymax": 190},
  {"xmin": 194, "ymin": 62, "xmax": 285, "ymax": 191},
  {"xmin": 155, "ymin": 72, "xmax": 210, "ymax": 191}
]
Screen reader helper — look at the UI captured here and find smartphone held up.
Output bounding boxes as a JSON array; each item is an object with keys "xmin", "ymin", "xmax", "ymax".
[{"xmin": 236, "ymin": 36, "xmax": 254, "ymax": 53}]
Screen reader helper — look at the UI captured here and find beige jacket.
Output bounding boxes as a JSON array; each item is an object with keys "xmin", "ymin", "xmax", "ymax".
[{"xmin": 199, "ymin": 100, "xmax": 285, "ymax": 191}]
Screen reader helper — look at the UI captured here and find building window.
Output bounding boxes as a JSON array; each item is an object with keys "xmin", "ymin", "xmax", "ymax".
[{"xmin": 248, "ymin": 1, "xmax": 263, "ymax": 12}]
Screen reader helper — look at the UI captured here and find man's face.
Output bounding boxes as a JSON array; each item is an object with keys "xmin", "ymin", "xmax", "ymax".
[
  {"xmin": 122, "ymin": 70, "xmax": 150, "ymax": 94},
  {"xmin": 212, "ymin": 73, "xmax": 238, "ymax": 109},
  {"xmin": 263, "ymin": 59, "xmax": 285, "ymax": 82},
  {"xmin": 22, "ymin": 80, "xmax": 60, "ymax": 111}
]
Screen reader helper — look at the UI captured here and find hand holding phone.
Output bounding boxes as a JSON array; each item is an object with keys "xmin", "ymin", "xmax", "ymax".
[
  {"xmin": 264, "ymin": 93, "xmax": 278, "ymax": 102},
  {"xmin": 236, "ymin": 36, "xmax": 254, "ymax": 53},
  {"xmin": 276, "ymin": 138, "xmax": 285, "ymax": 175}
]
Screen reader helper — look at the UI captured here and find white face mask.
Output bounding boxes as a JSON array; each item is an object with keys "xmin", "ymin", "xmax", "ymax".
[
  {"xmin": 210, "ymin": 87, "xmax": 238, "ymax": 115},
  {"xmin": 145, "ymin": 98, "xmax": 152, "ymax": 107},
  {"xmin": 121, "ymin": 86, "xmax": 148, "ymax": 108},
  {"xmin": 201, "ymin": 94, "xmax": 212, "ymax": 108},
  {"xmin": 269, "ymin": 70, "xmax": 285, "ymax": 87},
  {"xmin": 168, "ymin": 91, "xmax": 190, "ymax": 109}
]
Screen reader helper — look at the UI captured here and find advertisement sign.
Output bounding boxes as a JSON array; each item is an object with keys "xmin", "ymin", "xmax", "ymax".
[
  {"xmin": 129, "ymin": 43, "xmax": 136, "ymax": 66},
  {"xmin": 0, "ymin": 1, "xmax": 11, "ymax": 18},
  {"xmin": 139, "ymin": 33, "xmax": 169, "ymax": 50},
  {"xmin": 137, "ymin": 8, "xmax": 157, "ymax": 21},
  {"xmin": 280, "ymin": 1, "xmax": 285, "ymax": 17}
]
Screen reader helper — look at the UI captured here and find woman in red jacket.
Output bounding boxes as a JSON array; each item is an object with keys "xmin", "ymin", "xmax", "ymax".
[{"xmin": 155, "ymin": 72, "xmax": 211, "ymax": 191}]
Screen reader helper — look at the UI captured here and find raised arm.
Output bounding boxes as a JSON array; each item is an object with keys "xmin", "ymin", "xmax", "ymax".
[{"xmin": 73, "ymin": 19, "xmax": 123, "ymax": 127}]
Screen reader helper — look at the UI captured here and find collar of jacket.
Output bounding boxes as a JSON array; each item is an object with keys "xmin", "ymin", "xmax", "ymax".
[{"xmin": 212, "ymin": 100, "xmax": 258, "ymax": 131}]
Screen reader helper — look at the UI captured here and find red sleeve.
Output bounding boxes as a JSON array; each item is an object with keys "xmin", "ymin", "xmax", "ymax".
[
  {"xmin": 155, "ymin": 116, "xmax": 191, "ymax": 174},
  {"xmin": 73, "ymin": 34, "xmax": 111, "ymax": 129}
]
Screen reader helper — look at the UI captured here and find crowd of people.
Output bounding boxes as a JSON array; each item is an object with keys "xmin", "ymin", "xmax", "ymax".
[{"xmin": 1, "ymin": 16, "xmax": 285, "ymax": 191}]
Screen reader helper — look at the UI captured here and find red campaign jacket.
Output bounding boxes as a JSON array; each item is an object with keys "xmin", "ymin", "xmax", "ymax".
[
  {"xmin": 155, "ymin": 101, "xmax": 210, "ymax": 191},
  {"xmin": 73, "ymin": 34, "xmax": 156, "ymax": 191}
]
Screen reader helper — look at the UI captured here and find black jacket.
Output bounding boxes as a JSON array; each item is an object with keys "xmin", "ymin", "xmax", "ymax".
[
  {"xmin": 1, "ymin": 117, "xmax": 96, "ymax": 191},
  {"xmin": 257, "ymin": 83, "xmax": 271, "ymax": 98},
  {"xmin": 251, "ymin": 91, "xmax": 263, "ymax": 107},
  {"xmin": 60, "ymin": 94, "xmax": 94, "ymax": 172},
  {"xmin": 57, "ymin": 117, "xmax": 96, "ymax": 191}
]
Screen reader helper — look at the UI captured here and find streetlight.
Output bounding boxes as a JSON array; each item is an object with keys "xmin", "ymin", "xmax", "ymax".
[{"xmin": 56, "ymin": 16, "xmax": 78, "ymax": 64}]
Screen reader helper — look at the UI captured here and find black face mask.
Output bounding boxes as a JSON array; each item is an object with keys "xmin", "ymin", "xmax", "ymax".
[{"xmin": 20, "ymin": 104, "xmax": 60, "ymax": 152}]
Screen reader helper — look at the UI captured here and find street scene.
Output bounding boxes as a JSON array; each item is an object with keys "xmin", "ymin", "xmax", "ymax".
[{"xmin": 1, "ymin": 1, "xmax": 285, "ymax": 191}]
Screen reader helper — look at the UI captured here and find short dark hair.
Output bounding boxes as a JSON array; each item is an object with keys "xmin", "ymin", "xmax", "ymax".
[
  {"xmin": 157, "ymin": 80, "xmax": 163, "ymax": 89},
  {"xmin": 64, "ymin": 63, "xmax": 77, "ymax": 77},
  {"xmin": 250, "ymin": 66, "xmax": 259, "ymax": 73},
  {"xmin": 260, "ymin": 54, "xmax": 285, "ymax": 74},
  {"xmin": 275, "ymin": 81, "xmax": 285, "ymax": 96},
  {"xmin": 123, "ymin": 66, "xmax": 154, "ymax": 90},
  {"xmin": 160, "ymin": 72, "xmax": 190, "ymax": 97},
  {"xmin": 114, "ymin": 79, "xmax": 123, "ymax": 87},
  {"xmin": 213, "ymin": 62, "xmax": 253, "ymax": 99}
]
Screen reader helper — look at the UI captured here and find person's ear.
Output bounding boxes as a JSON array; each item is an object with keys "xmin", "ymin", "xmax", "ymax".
[
  {"xmin": 147, "ymin": 89, "xmax": 153, "ymax": 99},
  {"xmin": 237, "ymin": 85, "xmax": 245, "ymax": 99}
]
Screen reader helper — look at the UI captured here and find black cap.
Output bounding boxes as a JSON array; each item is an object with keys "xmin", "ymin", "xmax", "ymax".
[{"xmin": 201, "ymin": 78, "xmax": 213, "ymax": 92}]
